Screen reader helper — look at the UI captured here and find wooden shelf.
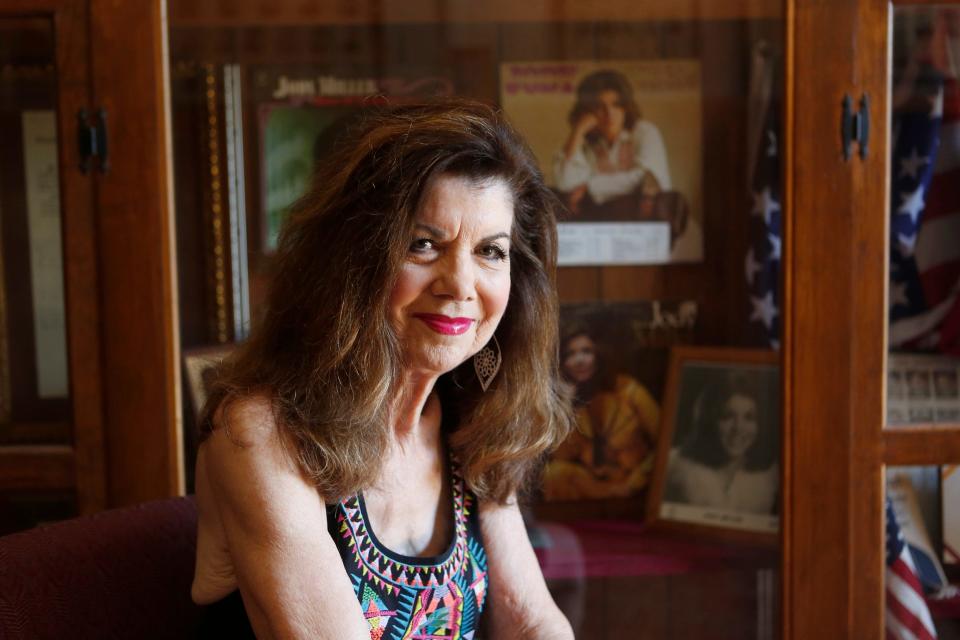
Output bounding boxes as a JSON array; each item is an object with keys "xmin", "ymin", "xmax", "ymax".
[
  {"xmin": 883, "ymin": 424, "xmax": 960, "ymax": 466},
  {"xmin": 0, "ymin": 420, "xmax": 71, "ymax": 444},
  {"xmin": 169, "ymin": 0, "xmax": 782, "ymax": 28},
  {"xmin": 0, "ymin": 446, "xmax": 75, "ymax": 491}
]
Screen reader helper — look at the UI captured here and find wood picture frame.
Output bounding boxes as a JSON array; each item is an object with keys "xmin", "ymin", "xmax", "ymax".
[
  {"xmin": 647, "ymin": 346, "xmax": 779, "ymax": 544},
  {"xmin": 182, "ymin": 344, "xmax": 234, "ymax": 422}
]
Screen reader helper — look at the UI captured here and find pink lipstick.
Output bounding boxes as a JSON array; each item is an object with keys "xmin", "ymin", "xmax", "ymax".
[{"xmin": 414, "ymin": 313, "xmax": 474, "ymax": 336}]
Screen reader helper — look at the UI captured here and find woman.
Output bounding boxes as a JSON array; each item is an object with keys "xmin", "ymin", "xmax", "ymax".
[
  {"xmin": 664, "ymin": 371, "xmax": 778, "ymax": 514},
  {"xmin": 191, "ymin": 101, "xmax": 576, "ymax": 639},
  {"xmin": 553, "ymin": 69, "xmax": 671, "ymax": 218},
  {"xmin": 542, "ymin": 324, "xmax": 660, "ymax": 501}
]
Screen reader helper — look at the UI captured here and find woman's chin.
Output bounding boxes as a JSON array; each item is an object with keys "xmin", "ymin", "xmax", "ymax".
[{"xmin": 402, "ymin": 348, "xmax": 473, "ymax": 379}]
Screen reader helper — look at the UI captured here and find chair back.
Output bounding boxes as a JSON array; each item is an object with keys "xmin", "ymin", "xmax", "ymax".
[{"xmin": 0, "ymin": 496, "xmax": 200, "ymax": 639}]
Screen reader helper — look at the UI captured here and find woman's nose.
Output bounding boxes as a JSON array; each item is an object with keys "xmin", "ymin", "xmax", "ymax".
[{"xmin": 432, "ymin": 251, "xmax": 476, "ymax": 301}]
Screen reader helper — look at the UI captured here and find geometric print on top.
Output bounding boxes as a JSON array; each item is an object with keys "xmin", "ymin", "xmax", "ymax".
[{"xmin": 326, "ymin": 459, "xmax": 488, "ymax": 640}]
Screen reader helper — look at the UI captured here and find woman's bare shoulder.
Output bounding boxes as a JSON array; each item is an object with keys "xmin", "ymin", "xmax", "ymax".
[
  {"xmin": 201, "ymin": 392, "xmax": 319, "ymax": 530},
  {"xmin": 209, "ymin": 392, "xmax": 280, "ymax": 447}
]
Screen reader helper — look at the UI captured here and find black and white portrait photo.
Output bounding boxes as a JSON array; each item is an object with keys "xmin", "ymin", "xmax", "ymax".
[{"xmin": 651, "ymin": 348, "xmax": 779, "ymax": 536}]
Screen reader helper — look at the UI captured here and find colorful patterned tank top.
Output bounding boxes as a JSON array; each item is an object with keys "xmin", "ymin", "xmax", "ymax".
[{"xmin": 326, "ymin": 461, "xmax": 489, "ymax": 640}]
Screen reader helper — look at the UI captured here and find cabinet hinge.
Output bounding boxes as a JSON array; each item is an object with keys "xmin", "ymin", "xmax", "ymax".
[
  {"xmin": 77, "ymin": 108, "xmax": 110, "ymax": 175},
  {"xmin": 841, "ymin": 94, "xmax": 870, "ymax": 161}
]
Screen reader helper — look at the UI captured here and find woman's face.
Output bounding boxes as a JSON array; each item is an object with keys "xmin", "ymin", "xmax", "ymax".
[
  {"xmin": 596, "ymin": 89, "xmax": 627, "ymax": 141},
  {"xmin": 388, "ymin": 174, "xmax": 513, "ymax": 379},
  {"xmin": 717, "ymin": 393, "xmax": 759, "ymax": 460},
  {"xmin": 562, "ymin": 334, "xmax": 597, "ymax": 384}
]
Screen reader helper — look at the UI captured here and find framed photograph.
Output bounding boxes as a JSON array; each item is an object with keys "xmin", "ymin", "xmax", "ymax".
[
  {"xmin": 182, "ymin": 344, "xmax": 235, "ymax": 421},
  {"xmin": 888, "ymin": 353, "xmax": 960, "ymax": 427},
  {"xmin": 500, "ymin": 59, "xmax": 703, "ymax": 266},
  {"xmin": 540, "ymin": 300, "xmax": 697, "ymax": 511},
  {"xmin": 648, "ymin": 347, "xmax": 779, "ymax": 541},
  {"xmin": 0, "ymin": 110, "xmax": 71, "ymax": 436}
]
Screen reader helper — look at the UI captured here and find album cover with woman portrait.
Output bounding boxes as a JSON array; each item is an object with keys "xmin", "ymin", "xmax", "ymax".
[
  {"xmin": 500, "ymin": 59, "xmax": 703, "ymax": 266},
  {"xmin": 648, "ymin": 347, "xmax": 779, "ymax": 539},
  {"xmin": 252, "ymin": 66, "xmax": 454, "ymax": 252},
  {"xmin": 541, "ymin": 300, "xmax": 697, "ymax": 508}
]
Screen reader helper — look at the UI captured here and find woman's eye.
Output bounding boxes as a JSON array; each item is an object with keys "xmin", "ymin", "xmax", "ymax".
[
  {"xmin": 409, "ymin": 238, "xmax": 435, "ymax": 253},
  {"xmin": 479, "ymin": 243, "xmax": 508, "ymax": 261}
]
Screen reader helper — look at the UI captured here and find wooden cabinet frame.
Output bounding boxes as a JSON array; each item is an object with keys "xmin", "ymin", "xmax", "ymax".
[
  {"xmin": 169, "ymin": 0, "xmax": 956, "ymax": 636},
  {"xmin": 784, "ymin": 2, "xmax": 887, "ymax": 634},
  {"xmin": 5, "ymin": 0, "xmax": 953, "ymax": 634},
  {"xmin": 788, "ymin": 0, "xmax": 960, "ymax": 637},
  {"xmin": 0, "ymin": 0, "xmax": 106, "ymax": 513},
  {"xmin": 1, "ymin": 0, "xmax": 183, "ymax": 513}
]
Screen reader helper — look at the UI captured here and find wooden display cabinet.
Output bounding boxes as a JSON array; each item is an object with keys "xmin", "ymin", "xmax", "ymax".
[
  {"xmin": 165, "ymin": 1, "xmax": 960, "ymax": 637},
  {"xmin": 2, "ymin": 0, "xmax": 960, "ymax": 637}
]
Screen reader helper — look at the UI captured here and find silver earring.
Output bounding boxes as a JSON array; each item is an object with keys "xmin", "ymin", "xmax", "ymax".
[{"xmin": 474, "ymin": 335, "xmax": 502, "ymax": 392}]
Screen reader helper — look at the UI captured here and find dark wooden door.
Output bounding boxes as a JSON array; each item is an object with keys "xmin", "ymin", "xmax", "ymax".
[
  {"xmin": 0, "ymin": 0, "xmax": 107, "ymax": 520},
  {"xmin": 0, "ymin": 0, "xmax": 183, "ymax": 527}
]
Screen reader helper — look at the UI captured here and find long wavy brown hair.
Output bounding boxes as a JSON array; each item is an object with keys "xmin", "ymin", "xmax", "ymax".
[{"xmin": 200, "ymin": 100, "xmax": 573, "ymax": 504}]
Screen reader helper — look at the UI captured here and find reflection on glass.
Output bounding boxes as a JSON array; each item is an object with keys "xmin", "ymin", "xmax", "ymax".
[
  {"xmin": 169, "ymin": 4, "xmax": 784, "ymax": 637},
  {"xmin": 0, "ymin": 17, "xmax": 71, "ymax": 443},
  {"xmin": 888, "ymin": 7, "xmax": 960, "ymax": 429}
]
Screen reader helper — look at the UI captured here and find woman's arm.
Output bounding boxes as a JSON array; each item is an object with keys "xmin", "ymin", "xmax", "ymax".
[
  {"xmin": 200, "ymin": 397, "xmax": 370, "ymax": 640},
  {"xmin": 553, "ymin": 113, "xmax": 598, "ymax": 193},
  {"xmin": 581, "ymin": 121, "xmax": 673, "ymax": 205},
  {"xmin": 479, "ymin": 498, "xmax": 574, "ymax": 640}
]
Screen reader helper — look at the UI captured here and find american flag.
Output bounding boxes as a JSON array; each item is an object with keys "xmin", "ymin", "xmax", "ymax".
[
  {"xmin": 745, "ymin": 45, "xmax": 781, "ymax": 349},
  {"xmin": 887, "ymin": 497, "xmax": 938, "ymax": 640},
  {"xmin": 889, "ymin": 19, "xmax": 960, "ymax": 355}
]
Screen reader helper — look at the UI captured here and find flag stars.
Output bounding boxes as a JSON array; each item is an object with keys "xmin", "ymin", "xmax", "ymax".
[
  {"xmin": 931, "ymin": 87, "xmax": 945, "ymax": 119},
  {"xmin": 899, "ymin": 148, "xmax": 930, "ymax": 180},
  {"xmin": 897, "ymin": 232, "xmax": 918, "ymax": 257},
  {"xmin": 752, "ymin": 187, "xmax": 780, "ymax": 226},
  {"xmin": 890, "ymin": 280, "xmax": 910, "ymax": 309},
  {"xmin": 897, "ymin": 185, "xmax": 926, "ymax": 225},
  {"xmin": 767, "ymin": 232, "xmax": 782, "ymax": 261},
  {"xmin": 750, "ymin": 291, "xmax": 778, "ymax": 330}
]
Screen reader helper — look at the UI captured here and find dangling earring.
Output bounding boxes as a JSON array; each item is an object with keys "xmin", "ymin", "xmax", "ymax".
[{"xmin": 474, "ymin": 335, "xmax": 502, "ymax": 392}]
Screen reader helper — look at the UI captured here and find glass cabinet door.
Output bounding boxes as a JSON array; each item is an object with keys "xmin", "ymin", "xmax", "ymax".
[
  {"xmin": 168, "ymin": 2, "xmax": 786, "ymax": 637},
  {"xmin": 884, "ymin": 5, "xmax": 960, "ymax": 640},
  {"xmin": 0, "ymin": 3, "xmax": 105, "ymax": 529}
]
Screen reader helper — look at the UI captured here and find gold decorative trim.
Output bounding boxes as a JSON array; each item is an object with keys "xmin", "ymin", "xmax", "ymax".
[{"xmin": 204, "ymin": 63, "xmax": 229, "ymax": 343}]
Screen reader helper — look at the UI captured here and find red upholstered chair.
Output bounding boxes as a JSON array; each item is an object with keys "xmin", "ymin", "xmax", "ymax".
[{"xmin": 0, "ymin": 496, "xmax": 202, "ymax": 639}]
